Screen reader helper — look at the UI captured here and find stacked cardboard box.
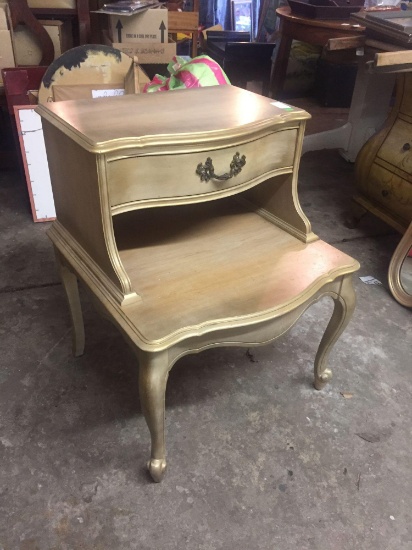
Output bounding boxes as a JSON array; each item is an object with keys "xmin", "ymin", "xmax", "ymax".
[
  {"xmin": 103, "ymin": 7, "xmax": 176, "ymax": 63},
  {"xmin": 0, "ymin": 3, "xmax": 15, "ymax": 78}
]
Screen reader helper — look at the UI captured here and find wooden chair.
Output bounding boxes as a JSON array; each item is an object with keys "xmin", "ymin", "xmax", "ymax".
[
  {"xmin": 168, "ymin": 0, "xmax": 200, "ymax": 58},
  {"xmin": 8, "ymin": 0, "xmax": 90, "ymax": 67},
  {"xmin": 8, "ymin": 0, "xmax": 55, "ymax": 65},
  {"xmin": 28, "ymin": 0, "xmax": 91, "ymax": 46}
]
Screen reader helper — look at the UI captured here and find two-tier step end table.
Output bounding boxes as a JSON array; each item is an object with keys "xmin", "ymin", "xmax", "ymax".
[{"xmin": 37, "ymin": 86, "xmax": 360, "ymax": 482}]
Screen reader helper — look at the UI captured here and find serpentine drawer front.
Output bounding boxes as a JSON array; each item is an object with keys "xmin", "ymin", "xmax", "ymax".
[
  {"xmin": 354, "ymin": 73, "xmax": 412, "ymax": 234},
  {"xmin": 377, "ymin": 119, "xmax": 412, "ymax": 175},
  {"xmin": 365, "ymin": 163, "xmax": 412, "ymax": 224},
  {"xmin": 107, "ymin": 128, "xmax": 297, "ymax": 209}
]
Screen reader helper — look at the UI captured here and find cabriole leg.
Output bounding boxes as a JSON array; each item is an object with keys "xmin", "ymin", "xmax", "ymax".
[
  {"xmin": 314, "ymin": 276, "xmax": 356, "ymax": 390},
  {"xmin": 138, "ymin": 351, "xmax": 170, "ymax": 482},
  {"xmin": 55, "ymin": 250, "xmax": 85, "ymax": 357}
]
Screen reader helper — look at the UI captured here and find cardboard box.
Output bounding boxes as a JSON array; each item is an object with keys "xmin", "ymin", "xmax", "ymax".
[
  {"xmin": 111, "ymin": 40, "xmax": 176, "ymax": 64},
  {"xmin": 103, "ymin": 29, "xmax": 176, "ymax": 64},
  {"xmin": 13, "ymin": 20, "xmax": 73, "ymax": 66},
  {"xmin": 28, "ymin": 90, "xmax": 39, "ymax": 104},
  {"xmin": 0, "ymin": 2, "xmax": 11, "ymax": 30},
  {"xmin": 0, "ymin": 30, "xmax": 15, "ymax": 72},
  {"xmin": 52, "ymin": 83, "xmax": 126, "ymax": 101},
  {"xmin": 48, "ymin": 63, "xmax": 149, "ymax": 100},
  {"xmin": 109, "ymin": 7, "xmax": 168, "ymax": 44},
  {"xmin": 124, "ymin": 57, "xmax": 150, "ymax": 93}
]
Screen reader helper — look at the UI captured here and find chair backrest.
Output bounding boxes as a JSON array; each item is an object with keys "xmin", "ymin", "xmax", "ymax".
[
  {"xmin": 8, "ymin": 0, "xmax": 54, "ymax": 65},
  {"xmin": 206, "ymin": 30, "xmax": 251, "ymax": 43},
  {"xmin": 204, "ymin": 31, "xmax": 251, "ymax": 64},
  {"xmin": 222, "ymin": 42, "xmax": 276, "ymax": 97},
  {"xmin": 203, "ymin": 30, "xmax": 274, "ymax": 96},
  {"xmin": 224, "ymin": 42, "xmax": 275, "ymax": 65}
]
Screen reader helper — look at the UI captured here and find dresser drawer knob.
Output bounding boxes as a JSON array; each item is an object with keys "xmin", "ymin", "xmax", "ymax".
[
  {"xmin": 402, "ymin": 142, "xmax": 410, "ymax": 152},
  {"xmin": 381, "ymin": 189, "xmax": 389, "ymax": 197},
  {"xmin": 196, "ymin": 152, "xmax": 246, "ymax": 182}
]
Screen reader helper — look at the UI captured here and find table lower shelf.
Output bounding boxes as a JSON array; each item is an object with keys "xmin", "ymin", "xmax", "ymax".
[
  {"xmin": 112, "ymin": 197, "xmax": 358, "ymax": 345},
  {"xmin": 52, "ymin": 191, "xmax": 360, "ymax": 483}
]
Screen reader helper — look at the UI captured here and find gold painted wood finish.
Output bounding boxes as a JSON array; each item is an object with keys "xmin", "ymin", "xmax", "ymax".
[
  {"xmin": 388, "ymin": 221, "xmax": 412, "ymax": 307},
  {"xmin": 36, "ymin": 86, "xmax": 310, "ymax": 153},
  {"xmin": 107, "ymin": 129, "xmax": 297, "ymax": 209},
  {"xmin": 38, "ymin": 86, "xmax": 360, "ymax": 482},
  {"xmin": 354, "ymin": 73, "xmax": 412, "ymax": 233}
]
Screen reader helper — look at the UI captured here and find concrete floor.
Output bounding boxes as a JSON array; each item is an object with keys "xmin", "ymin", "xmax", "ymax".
[{"xmin": 1, "ymin": 114, "xmax": 411, "ymax": 549}]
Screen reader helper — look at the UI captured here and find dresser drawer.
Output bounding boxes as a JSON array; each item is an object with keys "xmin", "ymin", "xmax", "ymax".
[
  {"xmin": 107, "ymin": 129, "xmax": 297, "ymax": 208},
  {"xmin": 363, "ymin": 163, "xmax": 412, "ymax": 224},
  {"xmin": 377, "ymin": 119, "xmax": 412, "ymax": 175}
]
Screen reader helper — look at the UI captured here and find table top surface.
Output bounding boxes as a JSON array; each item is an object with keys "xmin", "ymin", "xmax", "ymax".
[
  {"xmin": 36, "ymin": 86, "xmax": 310, "ymax": 153},
  {"xmin": 276, "ymin": 6, "xmax": 365, "ymax": 31}
]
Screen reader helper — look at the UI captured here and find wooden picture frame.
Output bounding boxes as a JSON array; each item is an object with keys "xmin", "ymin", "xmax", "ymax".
[
  {"xmin": 14, "ymin": 105, "xmax": 56, "ymax": 222},
  {"xmin": 231, "ymin": 0, "xmax": 254, "ymax": 34}
]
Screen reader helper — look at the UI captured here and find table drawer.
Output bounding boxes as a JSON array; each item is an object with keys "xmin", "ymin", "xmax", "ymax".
[
  {"xmin": 107, "ymin": 129, "xmax": 297, "ymax": 208},
  {"xmin": 377, "ymin": 119, "xmax": 412, "ymax": 175},
  {"xmin": 364, "ymin": 163, "xmax": 412, "ymax": 224}
]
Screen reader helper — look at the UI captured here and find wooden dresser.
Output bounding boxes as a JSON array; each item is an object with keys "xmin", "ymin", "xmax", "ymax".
[
  {"xmin": 37, "ymin": 86, "xmax": 359, "ymax": 482},
  {"xmin": 354, "ymin": 73, "xmax": 412, "ymax": 233}
]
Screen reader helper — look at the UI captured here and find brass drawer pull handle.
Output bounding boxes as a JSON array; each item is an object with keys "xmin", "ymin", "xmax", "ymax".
[
  {"xmin": 196, "ymin": 152, "xmax": 246, "ymax": 182},
  {"xmin": 402, "ymin": 142, "xmax": 410, "ymax": 152}
]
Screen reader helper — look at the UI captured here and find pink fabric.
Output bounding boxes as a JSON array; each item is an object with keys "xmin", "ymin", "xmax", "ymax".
[
  {"xmin": 175, "ymin": 70, "xmax": 200, "ymax": 88},
  {"xmin": 143, "ymin": 55, "xmax": 230, "ymax": 93},
  {"xmin": 188, "ymin": 57, "xmax": 229, "ymax": 86}
]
